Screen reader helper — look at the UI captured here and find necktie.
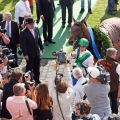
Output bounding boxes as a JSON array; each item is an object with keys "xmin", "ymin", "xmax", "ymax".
[{"xmin": 6, "ymin": 22, "xmax": 9, "ymax": 37}]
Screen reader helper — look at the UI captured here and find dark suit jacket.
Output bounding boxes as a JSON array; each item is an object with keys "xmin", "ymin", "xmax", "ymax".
[
  {"xmin": 61, "ymin": 0, "xmax": 74, "ymax": 6},
  {"xmin": 1, "ymin": 79, "xmax": 18, "ymax": 119},
  {"xmin": 20, "ymin": 27, "xmax": 44, "ymax": 57},
  {"xmin": 38, "ymin": 0, "xmax": 54, "ymax": 18},
  {"xmin": 0, "ymin": 20, "xmax": 19, "ymax": 45}
]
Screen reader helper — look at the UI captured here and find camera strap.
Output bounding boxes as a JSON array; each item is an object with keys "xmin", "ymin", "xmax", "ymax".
[
  {"xmin": 56, "ymin": 91, "xmax": 65, "ymax": 120},
  {"xmin": 25, "ymin": 99, "xmax": 32, "ymax": 115}
]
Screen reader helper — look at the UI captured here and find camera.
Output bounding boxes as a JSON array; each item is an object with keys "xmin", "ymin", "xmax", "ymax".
[
  {"xmin": 25, "ymin": 71, "xmax": 31, "ymax": 78},
  {"xmin": 0, "ymin": 46, "xmax": 16, "ymax": 68},
  {"xmin": 52, "ymin": 49, "xmax": 66, "ymax": 64},
  {"xmin": 26, "ymin": 80, "xmax": 35, "ymax": 86},
  {"xmin": 96, "ymin": 66, "xmax": 110, "ymax": 85},
  {"xmin": 0, "ymin": 28, "xmax": 6, "ymax": 34}
]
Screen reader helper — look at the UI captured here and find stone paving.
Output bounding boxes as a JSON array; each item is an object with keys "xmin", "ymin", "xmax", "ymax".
[{"xmin": 40, "ymin": 59, "xmax": 71, "ymax": 83}]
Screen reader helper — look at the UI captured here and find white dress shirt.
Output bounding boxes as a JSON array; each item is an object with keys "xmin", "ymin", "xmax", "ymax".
[{"xmin": 15, "ymin": 0, "xmax": 31, "ymax": 23}]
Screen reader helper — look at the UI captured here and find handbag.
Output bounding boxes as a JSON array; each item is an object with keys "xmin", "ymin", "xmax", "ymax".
[{"xmin": 56, "ymin": 91, "xmax": 65, "ymax": 120}]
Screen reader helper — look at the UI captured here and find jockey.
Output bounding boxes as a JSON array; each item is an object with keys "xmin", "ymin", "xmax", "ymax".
[
  {"xmin": 75, "ymin": 38, "xmax": 94, "ymax": 68},
  {"xmin": 68, "ymin": 38, "xmax": 94, "ymax": 83}
]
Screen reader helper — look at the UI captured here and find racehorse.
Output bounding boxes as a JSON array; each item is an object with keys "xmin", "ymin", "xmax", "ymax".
[{"xmin": 69, "ymin": 17, "xmax": 120, "ymax": 61}]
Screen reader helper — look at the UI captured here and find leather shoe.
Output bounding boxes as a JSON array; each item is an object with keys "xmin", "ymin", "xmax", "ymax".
[
  {"xmin": 49, "ymin": 40, "xmax": 56, "ymax": 44},
  {"xmin": 88, "ymin": 8, "xmax": 92, "ymax": 14},
  {"xmin": 62, "ymin": 24, "xmax": 65, "ymax": 28},
  {"xmin": 80, "ymin": 8, "xmax": 85, "ymax": 13},
  {"xmin": 44, "ymin": 41, "xmax": 49, "ymax": 46},
  {"xmin": 67, "ymin": 24, "xmax": 71, "ymax": 27}
]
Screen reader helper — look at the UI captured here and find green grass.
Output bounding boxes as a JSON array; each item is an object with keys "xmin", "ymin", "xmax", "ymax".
[{"xmin": 88, "ymin": 0, "xmax": 120, "ymax": 26}]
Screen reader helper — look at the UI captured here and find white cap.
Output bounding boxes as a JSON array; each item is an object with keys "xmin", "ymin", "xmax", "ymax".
[{"xmin": 87, "ymin": 67, "xmax": 100, "ymax": 78}]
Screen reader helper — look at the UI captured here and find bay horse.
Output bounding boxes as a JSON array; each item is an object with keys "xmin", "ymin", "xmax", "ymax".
[{"xmin": 69, "ymin": 17, "xmax": 120, "ymax": 61}]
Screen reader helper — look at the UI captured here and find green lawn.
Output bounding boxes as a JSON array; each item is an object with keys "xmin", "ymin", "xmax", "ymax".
[
  {"xmin": 88, "ymin": 0, "xmax": 120, "ymax": 26},
  {"xmin": 0, "ymin": 0, "xmax": 120, "ymax": 58}
]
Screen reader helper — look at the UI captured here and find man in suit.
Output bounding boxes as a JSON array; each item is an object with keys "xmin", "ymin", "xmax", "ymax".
[
  {"xmin": 20, "ymin": 17, "xmax": 44, "ymax": 84},
  {"xmin": 0, "ymin": 12, "xmax": 19, "ymax": 67},
  {"xmin": 61, "ymin": 0, "xmax": 74, "ymax": 28},
  {"xmin": 38, "ymin": 0, "xmax": 55, "ymax": 46}
]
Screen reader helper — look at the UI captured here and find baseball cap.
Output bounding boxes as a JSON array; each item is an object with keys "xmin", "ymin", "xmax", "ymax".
[{"xmin": 87, "ymin": 67, "xmax": 100, "ymax": 78}]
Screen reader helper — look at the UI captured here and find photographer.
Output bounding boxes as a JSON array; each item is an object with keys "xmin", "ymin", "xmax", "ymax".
[
  {"xmin": 0, "ymin": 12, "xmax": 19, "ymax": 67},
  {"xmin": 1, "ymin": 68, "xmax": 23, "ymax": 119},
  {"xmin": 83, "ymin": 67, "xmax": 111, "ymax": 119},
  {"xmin": 6, "ymin": 83, "xmax": 37, "ymax": 120},
  {"xmin": 97, "ymin": 48, "xmax": 120, "ymax": 114},
  {"xmin": 0, "ymin": 29, "xmax": 10, "ymax": 45},
  {"xmin": 23, "ymin": 71, "xmax": 35, "ymax": 98},
  {"xmin": 49, "ymin": 73, "xmax": 74, "ymax": 120}
]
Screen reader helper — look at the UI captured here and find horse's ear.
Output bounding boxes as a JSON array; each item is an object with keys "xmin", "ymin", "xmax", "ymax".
[
  {"xmin": 81, "ymin": 18, "xmax": 88, "ymax": 27},
  {"xmin": 73, "ymin": 17, "xmax": 76, "ymax": 23}
]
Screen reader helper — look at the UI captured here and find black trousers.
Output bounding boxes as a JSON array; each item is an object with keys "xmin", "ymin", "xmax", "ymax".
[
  {"xmin": 26, "ymin": 55, "xmax": 40, "ymax": 83},
  {"xmin": 61, "ymin": 4, "xmax": 73, "ymax": 25},
  {"xmin": 19, "ymin": 17, "xmax": 24, "ymax": 30},
  {"xmin": 8, "ymin": 38, "xmax": 17, "ymax": 66},
  {"xmin": 43, "ymin": 17, "xmax": 53, "ymax": 42},
  {"xmin": 109, "ymin": 90, "xmax": 118, "ymax": 114},
  {"xmin": 36, "ymin": 2, "xmax": 40, "ymax": 23}
]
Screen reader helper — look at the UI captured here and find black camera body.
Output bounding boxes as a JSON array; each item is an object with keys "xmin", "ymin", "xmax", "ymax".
[
  {"xmin": 0, "ymin": 28, "xmax": 6, "ymax": 34},
  {"xmin": 0, "ymin": 44, "xmax": 16, "ymax": 68},
  {"xmin": 26, "ymin": 81, "xmax": 35, "ymax": 86},
  {"xmin": 96, "ymin": 66, "xmax": 110, "ymax": 85},
  {"xmin": 52, "ymin": 49, "xmax": 66, "ymax": 64}
]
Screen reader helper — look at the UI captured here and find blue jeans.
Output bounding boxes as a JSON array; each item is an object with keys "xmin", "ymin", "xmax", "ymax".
[
  {"xmin": 108, "ymin": 0, "xmax": 116, "ymax": 13},
  {"xmin": 81, "ymin": 0, "xmax": 91, "ymax": 9}
]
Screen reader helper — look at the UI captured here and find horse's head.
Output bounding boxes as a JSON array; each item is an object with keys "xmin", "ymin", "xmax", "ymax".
[{"xmin": 69, "ymin": 19, "xmax": 91, "ymax": 47}]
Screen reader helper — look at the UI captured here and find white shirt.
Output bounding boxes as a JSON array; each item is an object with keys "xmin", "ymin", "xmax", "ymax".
[
  {"xmin": 15, "ymin": 0, "xmax": 31, "ymax": 23},
  {"xmin": 73, "ymin": 77, "xmax": 86, "ymax": 105},
  {"xmin": 49, "ymin": 78, "xmax": 74, "ymax": 120},
  {"xmin": 116, "ymin": 64, "xmax": 120, "ymax": 82},
  {"xmin": 5, "ymin": 21, "xmax": 11, "ymax": 38},
  {"xmin": 75, "ymin": 49, "xmax": 94, "ymax": 67},
  {"xmin": 29, "ymin": 29, "xmax": 35, "ymax": 38}
]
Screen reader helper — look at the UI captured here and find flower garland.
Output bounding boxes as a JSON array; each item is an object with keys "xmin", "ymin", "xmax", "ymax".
[{"xmin": 93, "ymin": 25, "xmax": 113, "ymax": 56}]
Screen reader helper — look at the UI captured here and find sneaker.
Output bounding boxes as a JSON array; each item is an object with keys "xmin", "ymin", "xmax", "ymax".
[
  {"xmin": 80, "ymin": 8, "xmax": 85, "ymax": 13},
  {"xmin": 88, "ymin": 8, "xmax": 92, "ymax": 14}
]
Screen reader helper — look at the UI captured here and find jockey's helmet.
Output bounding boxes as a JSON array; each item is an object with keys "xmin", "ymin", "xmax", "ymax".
[{"xmin": 78, "ymin": 38, "xmax": 89, "ymax": 47}]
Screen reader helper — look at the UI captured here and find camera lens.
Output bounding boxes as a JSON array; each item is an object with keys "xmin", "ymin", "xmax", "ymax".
[{"xmin": 25, "ymin": 76, "xmax": 29, "ymax": 78}]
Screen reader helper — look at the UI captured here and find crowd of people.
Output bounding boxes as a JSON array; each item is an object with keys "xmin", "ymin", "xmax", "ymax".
[{"xmin": 0, "ymin": 0, "xmax": 120, "ymax": 120}]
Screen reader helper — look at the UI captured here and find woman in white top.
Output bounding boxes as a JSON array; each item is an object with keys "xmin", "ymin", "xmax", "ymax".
[{"xmin": 49, "ymin": 73, "xmax": 74, "ymax": 120}]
